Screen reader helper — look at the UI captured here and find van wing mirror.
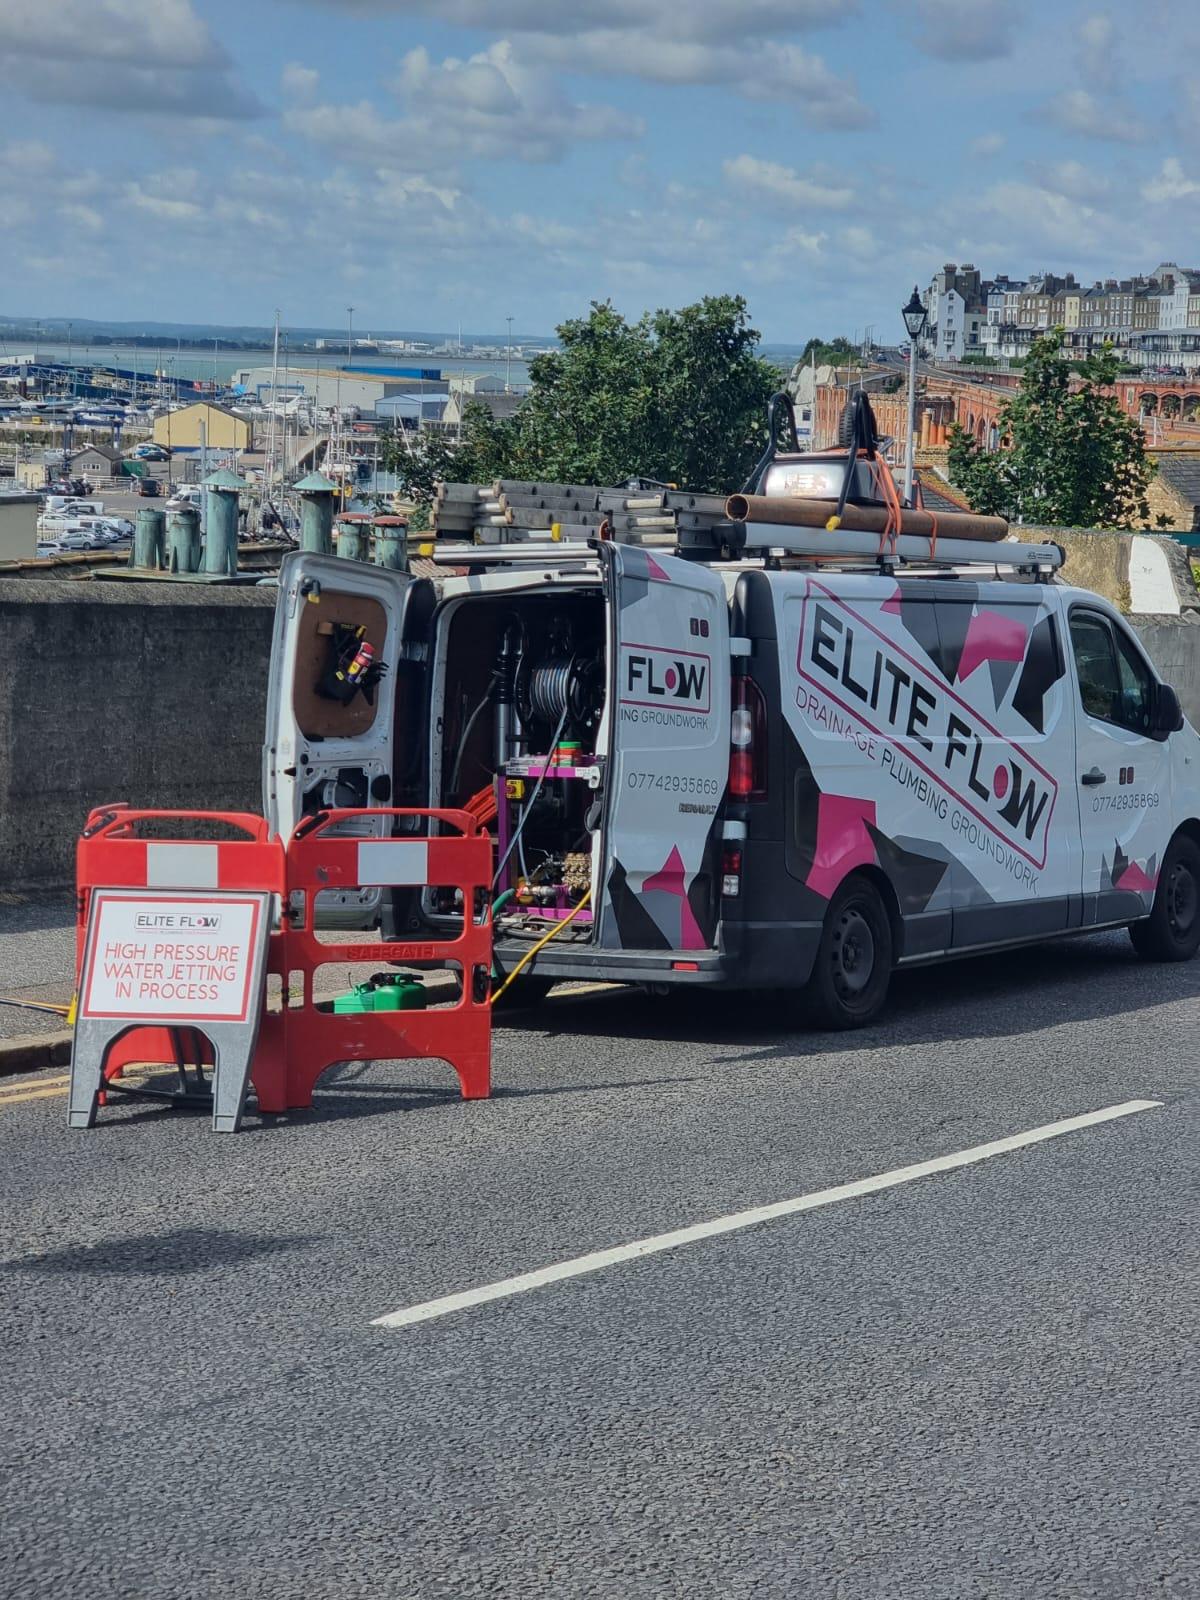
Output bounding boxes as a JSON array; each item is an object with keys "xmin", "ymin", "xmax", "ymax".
[{"xmin": 1154, "ymin": 682, "xmax": 1184, "ymax": 735}]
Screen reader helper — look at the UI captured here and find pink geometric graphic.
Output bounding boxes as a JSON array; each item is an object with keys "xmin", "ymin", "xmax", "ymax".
[
  {"xmin": 644, "ymin": 845, "xmax": 706, "ymax": 949},
  {"xmin": 1115, "ymin": 860, "xmax": 1158, "ymax": 894},
  {"xmin": 957, "ymin": 610, "xmax": 1030, "ymax": 682},
  {"xmin": 644, "ymin": 554, "xmax": 672, "ymax": 582},
  {"xmin": 881, "ymin": 585, "xmax": 904, "ymax": 615},
  {"xmin": 806, "ymin": 794, "xmax": 878, "ymax": 899}
]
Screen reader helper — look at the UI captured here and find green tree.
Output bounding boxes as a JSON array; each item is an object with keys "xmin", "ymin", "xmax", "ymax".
[
  {"xmin": 378, "ymin": 401, "xmax": 516, "ymax": 508},
  {"xmin": 382, "ymin": 295, "xmax": 780, "ymax": 496},
  {"xmin": 947, "ymin": 329, "xmax": 1154, "ymax": 528},
  {"xmin": 800, "ymin": 334, "xmax": 859, "ymax": 367},
  {"xmin": 512, "ymin": 295, "xmax": 779, "ymax": 492}
]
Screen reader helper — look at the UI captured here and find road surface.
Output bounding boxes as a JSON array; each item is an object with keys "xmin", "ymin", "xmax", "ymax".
[{"xmin": 0, "ymin": 930, "xmax": 1196, "ymax": 1598}]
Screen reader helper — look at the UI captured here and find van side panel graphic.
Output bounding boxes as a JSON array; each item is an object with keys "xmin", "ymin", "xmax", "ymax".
[
  {"xmin": 781, "ymin": 575, "xmax": 1074, "ymax": 917},
  {"xmin": 795, "ymin": 581, "xmax": 1059, "ymax": 871},
  {"xmin": 598, "ymin": 545, "xmax": 730, "ymax": 954}
]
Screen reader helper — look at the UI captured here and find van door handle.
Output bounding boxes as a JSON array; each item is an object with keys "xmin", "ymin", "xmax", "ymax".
[{"xmin": 1081, "ymin": 768, "xmax": 1107, "ymax": 787}]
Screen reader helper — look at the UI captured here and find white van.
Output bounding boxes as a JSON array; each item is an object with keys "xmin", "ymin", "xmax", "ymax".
[{"xmin": 263, "ymin": 497, "xmax": 1199, "ymax": 1027}]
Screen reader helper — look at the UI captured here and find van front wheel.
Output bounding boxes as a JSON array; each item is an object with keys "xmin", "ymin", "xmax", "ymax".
[
  {"xmin": 1129, "ymin": 834, "xmax": 1200, "ymax": 961},
  {"xmin": 804, "ymin": 875, "xmax": 893, "ymax": 1030}
]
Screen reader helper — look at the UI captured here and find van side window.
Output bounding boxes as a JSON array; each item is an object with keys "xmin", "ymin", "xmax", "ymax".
[
  {"xmin": 1112, "ymin": 625, "xmax": 1155, "ymax": 736},
  {"xmin": 1069, "ymin": 611, "xmax": 1154, "ymax": 735}
]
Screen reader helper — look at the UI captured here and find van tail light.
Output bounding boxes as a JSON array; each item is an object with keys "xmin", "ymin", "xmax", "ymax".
[
  {"xmin": 722, "ymin": 843, "xmax": 743, "ymax": 898},
  {"xmin": 729, "ymin": 676, "xmax": 767, "ymax": 800}
]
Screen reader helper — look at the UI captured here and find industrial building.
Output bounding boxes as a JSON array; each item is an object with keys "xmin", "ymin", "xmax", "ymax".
[
  {"xmin": 153, "ymin": 401, "xmax": 253, "ymax": 454},
  {"xmin": 234, "ymin": 364, "xmax": 447, "ymax": 416}
]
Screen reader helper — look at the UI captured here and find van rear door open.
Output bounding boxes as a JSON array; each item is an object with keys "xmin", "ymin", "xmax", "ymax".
[
  {"xmin": 596, "ymin": 544, "xmax": 730, "ymax": 954},
  {"xmin": 263, "ymin": 553, "xmax": 433, "ymax": 922}
]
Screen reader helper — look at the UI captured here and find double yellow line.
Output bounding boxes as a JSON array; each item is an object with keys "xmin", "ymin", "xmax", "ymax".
[{"xmin": 0, "ymin": 1073, "xmax": 71, "ymax": 1108}]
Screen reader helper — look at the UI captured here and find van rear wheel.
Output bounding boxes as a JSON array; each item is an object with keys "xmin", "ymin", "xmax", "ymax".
[
  {"xmin": 1129, "ymin": 834, "xmax": 1200, "ymax": 961},
  {"xmin": 804, "ymin": 875, "xmax": 893, "ymax": 1030}
]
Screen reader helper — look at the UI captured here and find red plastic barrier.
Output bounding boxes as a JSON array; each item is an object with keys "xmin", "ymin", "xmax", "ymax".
[
  {"xmin": 252, "ymin": 808, "xmax": 493, "ymax": 1112},
  {"xmin": 74, "ymin": 806, "xmax": 288, "ymax": 1091},
  {"xmin": 73, "ymin": 805, "xmax": 492, "ymax": 1117}
]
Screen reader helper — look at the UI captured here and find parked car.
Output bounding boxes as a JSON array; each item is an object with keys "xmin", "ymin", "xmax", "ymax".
[
  {"xmin": 132, "ymin": 475, "xmax": 161, "ymax": 497},
  {"xmin": 166, "ymin": 485, "xmax": 202, "ymax": 511},
  {"xmin": 57, "ymin": 530, "xmax": 108, "ymax": 551},
  {"xmin": 128, "ymin": 443, "xmax": 170, "ymax": 462}
]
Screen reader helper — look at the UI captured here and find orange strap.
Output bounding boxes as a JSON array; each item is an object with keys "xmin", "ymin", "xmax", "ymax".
[{"xmin": 870, "ymin": 458, "xmax": 904, "ymax": 559}]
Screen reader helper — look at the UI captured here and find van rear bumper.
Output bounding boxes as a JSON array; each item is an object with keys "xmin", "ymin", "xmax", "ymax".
[{"xmin": 493, "ymin": 917, "xmax": 821, "ymax": 990}]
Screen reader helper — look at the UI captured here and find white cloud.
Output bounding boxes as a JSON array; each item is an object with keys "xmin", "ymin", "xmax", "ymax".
[
  {"xmin": 904, "ymin": 0, "xmax": 1019, "ymax": 61},
  {"xmin": 1046, "ymin": 88, "xmax": 1147, "ymax": 144},
  {"xmin": 970, "ymin": 132, "xmax": 1005, "ymax": 157},
  {"xmin": 286, "ymin": 40, "xmax": 638, "ymax": 170},
  {"xmin": 1026, "ymin": 158, "xmax": 1111, "ymax": 203},
  {"xmin": 59, "ymin": 204, "xmax": 104, "ymax": 232},
  {"xmin": 527, "ymin": 31, "xmax": 872, "ymax": 126},
  {"xmin": 302, "ymin": 2, "xmax": 857, "ymax": 40},
  {"xmin": 296, "ymin": 0, "xmax": 870, "ymax": 124},
  {"xmin": 723, "ymin": 155, "xmax": 854, "ymax": 210},
  {"xmin": 0, "ymin": 0, "xmax": 222, "ymax": 67},
  {"xmin": 972, "ymin": 180, "xmax": 1117, "ymax": 254},
  {"xmin": 1143, "ymin": 157, "xmax": 1200, "ymax": 204},
  {"xmin": 1077, "ymin": 13, "xmax": 1117, "ymax": 91},
  {"xmin": 0, "ymin": 0, "xmax": 261, "ymax": 120},
  {"xmin": 281, "ymin": 62, "xmax": 321, "ymax": 101}
]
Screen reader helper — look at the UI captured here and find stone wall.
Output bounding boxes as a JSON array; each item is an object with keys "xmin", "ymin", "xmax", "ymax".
[
  {"xmin": 0, "ymin": 580, "xmax": 276, "ymax": 890},
  {"xmin": 1132, "ymin": 614, "xmax": 1200, "ymax": 726}
]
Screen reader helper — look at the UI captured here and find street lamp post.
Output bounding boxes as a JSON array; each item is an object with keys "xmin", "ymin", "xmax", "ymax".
[
  {"xmin": 901, "ymin": 286, "xmax": 927, "ymax": 507},
  {"xmin": 346, "ymin": 306, "xmax": 354, "ymax": 370},
  {"xmin": 506, "ymin": 315, "xmax": 513, "ymax": 392}
]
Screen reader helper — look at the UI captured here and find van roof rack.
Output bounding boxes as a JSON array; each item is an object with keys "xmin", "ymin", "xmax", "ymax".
[{"xmin": 429, "ymin": 478, "xmax": 1065, "ymax": 577}]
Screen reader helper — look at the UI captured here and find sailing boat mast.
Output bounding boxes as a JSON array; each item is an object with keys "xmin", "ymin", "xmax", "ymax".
[{"xmin": 262, "ymin": 308, "xmax": 281, "ymax": 518}]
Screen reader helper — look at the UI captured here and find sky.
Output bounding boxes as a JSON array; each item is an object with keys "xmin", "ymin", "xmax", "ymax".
[{"xmin": 1, "ymin": 0, "xmax": 1198, "ymax": 344}]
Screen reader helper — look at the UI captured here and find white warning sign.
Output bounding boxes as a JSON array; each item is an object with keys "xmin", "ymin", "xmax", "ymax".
[{"xmin": 80, "ymin": 893, "xmax": 262, "ymax": 1022}]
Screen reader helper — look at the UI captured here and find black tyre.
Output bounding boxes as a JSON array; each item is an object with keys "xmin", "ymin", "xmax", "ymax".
[
  {"xmin": 1129, "ymin": 833, "xmax": 1200, "ymax": 961},
  {"xmin": 804, "ymin": 874, "xmax": 894, "ymax": 1029}
]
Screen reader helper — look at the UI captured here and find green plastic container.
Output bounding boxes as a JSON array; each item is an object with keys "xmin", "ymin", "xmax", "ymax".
[
  {"xmin": 372, "ymin": 977, "xmax": 427, "ymax": 1011},
  {"xmin": 333, "ymin": 983, "xmax": 376, "ymax": 1014},
  {"xmin": 331, "ymin": 976, "xmax": 427, "ymax": 1013}
]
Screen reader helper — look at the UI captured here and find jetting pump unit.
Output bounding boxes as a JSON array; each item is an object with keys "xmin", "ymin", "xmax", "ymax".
[{"xmin": 438, "ymin": 602, "xmax": 606, "ymax": 940}]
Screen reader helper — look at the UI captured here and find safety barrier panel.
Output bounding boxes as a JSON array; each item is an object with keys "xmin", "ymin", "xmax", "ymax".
[
  {"xmin": 71, "ymin": 807, "xmax": 287, "ymax": 1130},
  {"xmin": 253, "ymin": 808, "xmax": 493, "ymax": 1112},
  {"xmin": 69, "ymin": 804, "xmax": 492, "ymax": 1130}
]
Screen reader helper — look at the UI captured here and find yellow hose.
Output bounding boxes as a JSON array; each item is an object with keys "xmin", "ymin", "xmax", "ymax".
[{"xmin": 490, "ymin": 889, "xmax": 592, "ymax": 1005}]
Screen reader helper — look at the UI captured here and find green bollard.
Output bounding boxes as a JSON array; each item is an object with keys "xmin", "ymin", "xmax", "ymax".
[
  {"xmin": 294, "ymin": 471, "xmax": 337, "ymax": 555},
  {"xmin": 374, "ymin": 515, "xmax": 409, "ymax": 572},
  {"xmin": 132, "ymin": 507, "xmax": 165, "ymax": 570},
  {"xmin": 203, "ymin": 467, "xmax": 246, "ymax": 576},
  {"xmin": 165, "ymin": 506, "xmax": 201, "ymax": 573},
  {"xmin": 335, "ymin": 515, "xmax": 370, "ymax": 562}
]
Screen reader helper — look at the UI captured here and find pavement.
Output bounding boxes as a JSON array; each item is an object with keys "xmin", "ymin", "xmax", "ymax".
[
  {"xmin": 0, "ymin": 894, "xmax": 75, "ymax": 1040},
  {"xmin": 0, "ymin": 928, "xmax": 1196, "ymax": 1599}
]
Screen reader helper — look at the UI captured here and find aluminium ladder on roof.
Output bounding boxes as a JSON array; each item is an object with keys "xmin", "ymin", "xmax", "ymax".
[{"xmin": 428, "ymin": 525, "xmax": 1065, "ymax": 575}]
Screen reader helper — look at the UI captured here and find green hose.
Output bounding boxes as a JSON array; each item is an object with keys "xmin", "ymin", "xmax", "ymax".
[{"xmin": 489, "ymin": 889, "xmax": 516, "ymax": 978}]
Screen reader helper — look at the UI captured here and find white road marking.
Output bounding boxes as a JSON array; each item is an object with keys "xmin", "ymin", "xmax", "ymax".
[{"xmin": 372, "ymin": 1099, "xmax": 1162, "ymax": 1330}]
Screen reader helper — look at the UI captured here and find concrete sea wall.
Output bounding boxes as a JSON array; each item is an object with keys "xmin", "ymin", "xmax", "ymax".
[{"xmin": 0, "ymin": 580, "xmax": 275, "ymax": 890}]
